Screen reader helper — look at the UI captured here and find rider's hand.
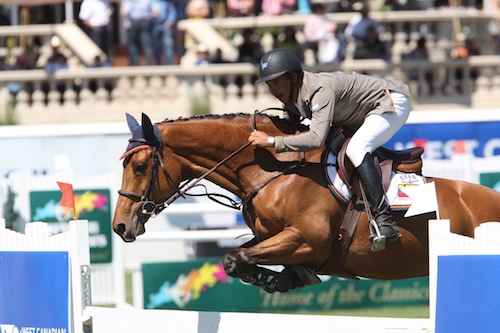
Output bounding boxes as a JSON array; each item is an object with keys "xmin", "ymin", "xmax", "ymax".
[{"xmin": 248, "ymin": 131, "xmax": 274, "ymax": 148}]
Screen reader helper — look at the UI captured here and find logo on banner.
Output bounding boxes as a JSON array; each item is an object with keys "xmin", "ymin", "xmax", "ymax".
[
  {"xmin": 0, "ymin": 324, "xmax": 67, "ymax": 333},
  {"xmin": 0, "ymin": 324, "xmax": 19, "ymax": 333},
  {"xmin": 146, "ymin": 262, "xmax": 228, "ymax": 309}
]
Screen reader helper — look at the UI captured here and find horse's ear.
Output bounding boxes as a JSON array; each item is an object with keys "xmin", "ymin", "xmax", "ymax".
[
  {"xmin": 126, "ymin": 113, "xmax": 140, "ymax": 134},
  {"xmin": 141, "ymin": 113, "xmax": 161, "ymax": 147}
]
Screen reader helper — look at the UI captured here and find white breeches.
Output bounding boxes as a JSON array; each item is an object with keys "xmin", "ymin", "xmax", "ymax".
[{"xmin": 346, "ymin": 92, "xmax": 411, "ymax": 168}]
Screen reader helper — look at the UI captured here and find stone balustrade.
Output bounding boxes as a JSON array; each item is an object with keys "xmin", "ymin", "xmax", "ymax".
[
  {"xmin": 178, "ymin": 8, "xmax": 498, "ymax": 64},
  {"xmin": 2, "ymin": 56, "xmax": 500, "ymax": 125}
]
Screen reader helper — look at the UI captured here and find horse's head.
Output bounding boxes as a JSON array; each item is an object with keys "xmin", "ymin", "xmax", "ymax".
[{"xmin": 113, "ymin": 113, "xmax": 182, "ymax": 242}]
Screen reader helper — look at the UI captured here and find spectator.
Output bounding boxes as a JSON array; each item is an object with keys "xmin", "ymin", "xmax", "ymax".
[
  {"xmin": 195, "ymin": 44, "xmax": 211, "ymax": 65},
  {"xmin": 185, "ymin": 0, "xmax": 211, "ymax": 18},
  {"xmin": 275, "ymin": 26, "xmax": 304, "ymax": 63},
  {"xmin": 403, "ymin": 36, "xmax": 434, "ymax": 94},
  {"xmin": 237, "ymin": 28, "xmax": 264, "ymax": 64},
  {"xmin": 211, "ymin": 48, "xmax": 230, "ymax": 88},
  {"xmin": 353, "ymin": 25, "xmax": 386, "ymax": 59},
  {"xmin": 173, "ymin": 0, "xmax": 188, "ymax": 63},
  {"xmin": 152, "ymin": 0, "xmax": 177, "ymax": 65},
  {"xmin": 0, "ymin": 53, "xmax": 12, "ymax": 71},
  {"xmin": 86, "ymin": 55, "xmax": 113, "ymax": 93},
  {"xmin": 211, "ymin": 48, "xmax": 228, "ymax": 64},
  {"xmin": 261, "ymin": 0, "xmax": 296, "ymax": 16},
  {"xmin": 0, "ymin": 53, "xmax": 17, "ymax": 96},
  {"xmin": 236, "ymin": 28, "xmax": 262, "ymax": 94},
  {"xmin": 45, "ymin": 47, "xmax": 69, "ymax": 74},
  {"xmin": 303, "ymin": 3, "xmax": 338, "ymax": 64},
  {"xmin": 344, "ymin": 2, "xmax": 380, "ymax": 59},
  {"xmin": 44, "ymin": 47, "xmax": 69, "ymax": 102},
  {"xmin": 121, "ymin": 0, "xmax": 154, "ymax": 66},
  {"xmin": 449, "ymin": 35, "xmax": 481, "ymax": 93},
  {"xmin": 78, "ymin": 0, "xmax": 114, "ymax": 60},
  {"xmin": 227, "ymin": 0, "xmax": 255, "ymax": 17},
  {"xmin": 9, "ymin": 54, "xmax": 32, "ymax": 95}
]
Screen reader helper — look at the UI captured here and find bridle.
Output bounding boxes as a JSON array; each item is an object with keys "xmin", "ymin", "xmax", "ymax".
[
  {"xmin": 117, "ymin": 143, "xmax": 173, "ymax": 217},
  {"xmin": 117, "ymin": 117, "xmax": 255, "ymax": 218}
]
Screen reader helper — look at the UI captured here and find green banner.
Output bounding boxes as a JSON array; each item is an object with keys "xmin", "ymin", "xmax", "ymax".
[
  {"xmin": 142, "ymin": 259, "xmax": 429, "ymax": 313},
  {"xmin": 29, "ymin": 188, "xmax": 113, "ymax": 264},
  {"xmin": 479, "ymin": 172, "xmax": 500, "ymax": 191}
]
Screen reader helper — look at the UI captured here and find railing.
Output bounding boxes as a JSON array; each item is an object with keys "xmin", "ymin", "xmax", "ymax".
[
  {"xmin": 2, "ymin": 56, "xmax": 500, "ymax": 125},
  {"xmin": 179, "ymin": 8, "xmax": 497, "ymax": 62}
]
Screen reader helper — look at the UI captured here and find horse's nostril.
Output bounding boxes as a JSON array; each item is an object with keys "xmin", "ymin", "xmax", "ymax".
[{"xmin": 115, "ymin": 223, "xmax": 127, "ymax": 236}]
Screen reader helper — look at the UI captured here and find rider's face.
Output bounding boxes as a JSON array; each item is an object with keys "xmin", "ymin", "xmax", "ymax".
[{"xmin": 266, "ymin": 75, "xmax": 291, "ymax": 103}]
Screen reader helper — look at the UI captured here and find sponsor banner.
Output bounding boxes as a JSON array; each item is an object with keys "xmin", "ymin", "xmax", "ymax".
[
  {"xmin": 29, "ymin": 189, "xmax": 113, "ymax": 264},
  {"xmin": 479, "ymin": 172, "xmax": 500, "ymax": 191},
  {"xmin": 436, "ymin": 255, "xmax": 500, "ymax": 332},
  {"xmin": 0, "ymin": 251, "xmax": 69, "ymax": 333},
  {"xmin": 386, "ymin": 121, "xmax": 500, "ymax": 159},
  {"xmin": 142, "ymin": 259, "xmax": 429, "ymax": 312}
]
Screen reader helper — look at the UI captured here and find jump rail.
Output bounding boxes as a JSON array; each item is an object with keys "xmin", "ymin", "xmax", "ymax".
[
  {"xmin": 84, "ymin": 306, "xmax": 429, "ymax": 333},
  {"xmin": 428, "ymin": 219, "xmax": 500, "ymax": 333},
  {"xmin": 0, "ymin": 219, "xmax": 91, "ymax": 333}
]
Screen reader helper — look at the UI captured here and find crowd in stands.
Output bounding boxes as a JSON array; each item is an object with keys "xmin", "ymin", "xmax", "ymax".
[
  {"xmin": 73, "ymin": 0, "xmax": 488, "ymax": 69},
  {"xmin": 0, "ymin": 0, "xmax": 494, "ymax": 101}
]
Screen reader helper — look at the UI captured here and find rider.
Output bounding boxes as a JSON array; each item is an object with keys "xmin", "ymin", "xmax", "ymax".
[{"xmin": 248, "ymin": 48, "xmax": 411, "ymax": 247}]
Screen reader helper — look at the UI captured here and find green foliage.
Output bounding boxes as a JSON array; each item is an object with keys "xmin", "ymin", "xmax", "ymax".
[
  {"xmin": 190, "ymin": 85, "xmax": 211, "ymax": 116},
  {"xmin": 0, "ymin": 95, "xmax": 18, "ymax": 125},
  {"xmin": 3, "ymin": 186, "xmax": 20, "ymax": 230}
]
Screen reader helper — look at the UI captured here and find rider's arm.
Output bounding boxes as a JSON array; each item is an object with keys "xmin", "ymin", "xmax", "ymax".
[{"xmin": 275, "ymin": 87, "xmax": 335, "ymax": 153}]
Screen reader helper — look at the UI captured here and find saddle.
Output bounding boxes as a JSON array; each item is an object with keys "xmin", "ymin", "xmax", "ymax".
[
  {"xmin": 317, "ymin": 130, "xmax": 424, "ymax": 279},
  {"xmin": 336, "ymin": 137, "xmax": 424, "ymax": 199}
]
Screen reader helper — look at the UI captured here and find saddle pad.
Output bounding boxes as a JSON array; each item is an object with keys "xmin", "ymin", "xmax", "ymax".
[{"xmin": 324, "ymin": 152, "xmax": 428, "ymax": 211}]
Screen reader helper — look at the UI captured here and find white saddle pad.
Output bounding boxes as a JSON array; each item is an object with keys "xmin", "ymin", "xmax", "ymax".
[{"xmin": 325, "ymin": 152, "xmax": 427, "ymax": 211}]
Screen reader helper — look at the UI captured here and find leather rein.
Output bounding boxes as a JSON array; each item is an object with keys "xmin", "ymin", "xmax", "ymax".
[{"xmin": 117, "ymin": 110, "xmax": 322, "ymax": 218}]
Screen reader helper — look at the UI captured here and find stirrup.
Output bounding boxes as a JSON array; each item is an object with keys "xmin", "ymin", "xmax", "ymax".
[
  {"xmin": 368, "ymin": 219, "xmax": 386, "ymax": 252},
  {"xmin": 369, "ymin": 220, "xmax": 401, "ymax": 252}
]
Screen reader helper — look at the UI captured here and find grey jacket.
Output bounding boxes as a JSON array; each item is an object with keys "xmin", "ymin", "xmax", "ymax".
[{"xmin": 275, "ymin": 71, "xmax": 410, "ymax": 153}]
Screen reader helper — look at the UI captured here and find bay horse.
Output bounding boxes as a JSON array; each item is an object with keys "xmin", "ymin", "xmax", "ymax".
[{"xmin": 113, "ymin": 112, "xmax": 500, "ymax": 293}]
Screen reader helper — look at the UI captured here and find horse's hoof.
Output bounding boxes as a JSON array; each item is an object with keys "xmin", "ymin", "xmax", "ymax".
[
  {"xmin": 258, "ymin": 273, "xmax": 291, "ymax": 293},
  {"xmin": 222, "ymin": 251, "xmax": 240, "ymax": 277}
]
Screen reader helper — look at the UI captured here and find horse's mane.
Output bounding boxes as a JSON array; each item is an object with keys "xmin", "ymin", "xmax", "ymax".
[
  {"xmin": 157, "ymin": 113, "xmax": 308, "ymax": 134},
  {"xmin": 158, "ymin": 113, "xmax": 285, "ymax": 124},
  {"xmin": 157, "ymin": 113, "xmax": 252, "ymax": 124}
]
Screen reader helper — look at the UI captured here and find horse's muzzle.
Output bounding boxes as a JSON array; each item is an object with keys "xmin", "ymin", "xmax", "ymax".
[
  {"xmin": 114, "ymin": 215, "xmax": 147, "ymax": 242},
  {"xmin": 114, "ymin": 222, "xmax": 136, "ymax": 242}
]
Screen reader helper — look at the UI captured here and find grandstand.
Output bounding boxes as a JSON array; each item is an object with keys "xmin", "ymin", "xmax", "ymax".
[{"xmin": 1, "ymin": 2, "xmax": 500, "ymax": 125}]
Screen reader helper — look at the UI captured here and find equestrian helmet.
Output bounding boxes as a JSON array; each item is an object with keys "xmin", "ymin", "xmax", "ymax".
[{"xmin": 256, "ymin": 48, "xmax": 303, "ymax": 83}]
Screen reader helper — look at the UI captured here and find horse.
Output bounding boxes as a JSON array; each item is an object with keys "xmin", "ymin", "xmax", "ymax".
[{"xmin": 113, "ymin": 112, "xmax": 500, "ymax": 293}]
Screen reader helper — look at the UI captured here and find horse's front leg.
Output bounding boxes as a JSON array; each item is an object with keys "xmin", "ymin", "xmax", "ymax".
[{"xmin": 223, "ymin": 228, "xmax": 322, "ymax": 293}]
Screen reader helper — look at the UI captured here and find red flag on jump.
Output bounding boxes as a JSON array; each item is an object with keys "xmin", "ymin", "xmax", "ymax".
[{"xmin": 57, "ymin": 181, "xmax": 77, "ymax": 220}]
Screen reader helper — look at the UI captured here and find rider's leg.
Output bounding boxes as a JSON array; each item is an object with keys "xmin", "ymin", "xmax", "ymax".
[
  {"xmin": 346, "ymin": 92, "xmax": 410, "ymax": 244},
  {"xmin": 355, "ymin": 152, "xmax": 400, "ymax": 243}
]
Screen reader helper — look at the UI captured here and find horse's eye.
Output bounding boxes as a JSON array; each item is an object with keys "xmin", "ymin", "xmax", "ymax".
[{"xmin": 134, "ymin": 162, "xmax": 148, "ymax": 175}]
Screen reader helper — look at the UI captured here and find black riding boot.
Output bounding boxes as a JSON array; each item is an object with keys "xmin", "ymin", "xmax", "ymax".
[{"xmin": 355, "ymin": 153, "xmax": 401, "ymax": 245}]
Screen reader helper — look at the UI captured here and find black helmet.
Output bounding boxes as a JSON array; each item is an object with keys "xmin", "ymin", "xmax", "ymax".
[{"xmin": 256, "ymin": 48, "xmax": 303, "ymax": 83}]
